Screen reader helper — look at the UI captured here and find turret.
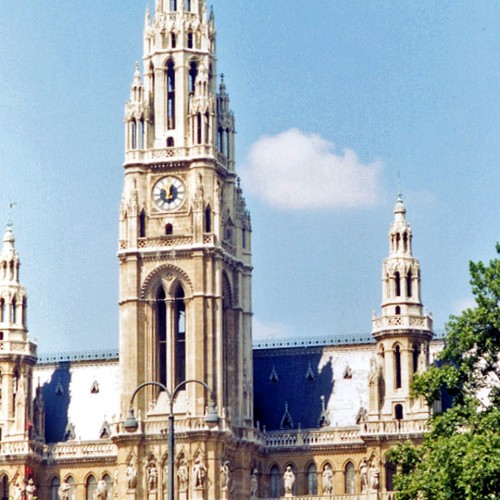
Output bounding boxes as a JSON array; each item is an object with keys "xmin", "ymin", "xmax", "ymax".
[
  {"xmin": 369, "ymin": 196, "xmax": 433, "ymax": 423},
  {"xmin": 0, "ymin": 223, "xmax": 37, "ymax": 440}
]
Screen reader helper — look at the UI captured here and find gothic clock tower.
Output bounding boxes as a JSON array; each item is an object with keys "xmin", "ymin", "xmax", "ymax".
[{"xmin": 118, "ymin": 0, "xmax": 253, "ymax": 473}]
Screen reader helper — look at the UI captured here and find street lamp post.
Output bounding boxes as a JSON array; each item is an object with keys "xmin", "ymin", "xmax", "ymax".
[{"xmin": 124, "ymin": 379, "xmax": 219, "ymax": 500}]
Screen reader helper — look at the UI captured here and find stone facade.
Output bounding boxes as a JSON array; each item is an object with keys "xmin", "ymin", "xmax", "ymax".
[{"xmin": 0, "ymin": 1, "xmax": 442, "ymax": 499}]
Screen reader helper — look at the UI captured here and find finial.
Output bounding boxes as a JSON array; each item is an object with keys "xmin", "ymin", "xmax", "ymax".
[
  {"xmin": 7, "ymin": 201, "xmax": 17, "ymax": 228},
  {"xmin": 397, "ymin": 170, "xmax": 402, "ymax": 200}
]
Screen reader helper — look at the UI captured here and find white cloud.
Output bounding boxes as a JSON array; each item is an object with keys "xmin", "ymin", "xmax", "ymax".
[
  {"xmin": 252, "ymin": 317, "xmax": 292, "ymax": 340},
  {"xmin": 241, "ymin": 128, "xmax": 383, "ymax": 210}
]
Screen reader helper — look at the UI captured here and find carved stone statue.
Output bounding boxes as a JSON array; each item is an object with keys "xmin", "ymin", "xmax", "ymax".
[
  {"xmin": 360, "ymin": 458, "xmax": 369, "ymax": 492},
  {"xmin": 193, "ymin": 456, "xmax": 207, "ymax": 489},
  {"xmin": 148, "ymin": 463, "xmax": 158, "ymax": 491},
  {"xmin": 250, "ymin": 469, "xmax": 258, "ymax": 498},
  {"xmin": 177, "ymin": 458, "xmax": 189, "ymax": 491},
  {"xmin": 322, "ymin": 464, "xmax": 334, "ymax": 495},
  {"xmin": 26, "ymin": 478, "xmax": 36, "ymax": 499},
  {"xmin": 60, "ymin": 480, "xmax": 71, "ymax": 500},
  {"xmin": 283, "ymin": 466, "xmax": 295, "ymax": 495},
  {"xmin": 220, "ymin": 461, "xmax": 231, "ymax": 491},
  {"xmin": 95, "ymin": 479, "xmax": 107, "ymax": 499},
  {"xmin": 368, "ymin": 457, "xmax": 380, "ymax": 492},
  {"xmin": 126, "ymin": 461, "xmax": 137, "ymax": 489}
]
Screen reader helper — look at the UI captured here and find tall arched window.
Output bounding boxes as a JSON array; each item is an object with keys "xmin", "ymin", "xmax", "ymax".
[
  {"xmin": 196, "ymin": 113, "xmax": 202, "ymax": 144},
  {"xmin": 189, "ymin": 62, "xmax": 198, "ymax": 94},
  {"xmin": 131, "ymin": 119, "xmax": 137, "ymax": 149},
  {"xmin": 156, "ymin": 287, "xmax": 167, "ymax": 387},
  {"xmin": 406, "ymin": 269, "xmax": 412, "ymax": 297},
  {"xmin": 170, "ymin": 0, "xmax": 177, "ymax": 10},
  {"xmin": 204, "ymin": 206, "xmax": 211, "ymax": 233},
  {"xmin": 22, "ymin": 298, "xmax": 27, "ymax": 328},
  {"xmin": 10, "ymin": 298, "xmax": 16, "ymax": 324},
  {"xmin": 86, "ymin": 475, "xmax": 97, "ymax": 500},
  {"xmin": 166, "ymin": 60, "xmax": 175, "ymax": 130},
  {"xmin": 187, "ymin": 31, "xmax": 194, "ymax": 48},
  {"xmin": 50, "ymin": 477, "xmax": 60, "ymax": 500},
  {"xmin": 103, "ymin": 474, "xmax": 113, "ymax": 497},
  {"xmin": 0, "ymin": 299, "xmax": 4, "ymax": 323},
  {"xmin": 65, "ymin": 476, "xmax": 76, "ymax": 499},
  {"xmin": 395, "ymin": 271, "xmax": 401, "ymax": 296},
  {"xmin": 139, "ymin": 210, "xmax": 146, "ymax": 238},
  {"xmin": 395, "ymin": 345, "xmax": 402, "ymax": 389},
  {"xmin": 0, "ymin": 475, "xmax": 8, "ymax": 500},
  {"xmin": 386, "ymin": 461, "xmax": 397, "ymax": 491},
  {"xmin": 185, "ymin": 0, "xmax": 191, "ymax": 11},
  {"xmin": 174, "ymin": 285, "xmax": 186, "ymax": 386},
  {"xmin": 204, "ymin": 112, "xmax": 210, "ymax": 143},
  {"xmin": 307, "ymin": 463, "xmax": 318, "ymax": 495},
  {"xmin": 165, "ymin": 224, "xmax": 173, "ymax": 236},
  {"xmin": 412, "ymin": 344, "xmax": 419, "ymax": 373},
  {"xmin": 345, "ymin": 462, "xmax": 355, "ymax": 494},
  {"xmin": 270, "ymin": 466, "xmax": 281, "ymax": 498},
  {"xmin": 139, "ymin": 118, "xmax": 144, "ymax": 149}
]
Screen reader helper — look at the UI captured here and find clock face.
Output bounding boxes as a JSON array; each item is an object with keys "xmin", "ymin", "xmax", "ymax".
[{"xmin": 153, "ymin": 176, "xmax": 186, "ymax": 211}]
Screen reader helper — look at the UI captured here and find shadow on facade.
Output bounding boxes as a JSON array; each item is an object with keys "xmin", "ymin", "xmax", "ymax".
[
  {"xmin": 253, "ymin": 348, "xmax": 334, "ymax": 431},
  {"xmin": 41, "ymin": 363, "xmax": 72, "ymax": 443}
]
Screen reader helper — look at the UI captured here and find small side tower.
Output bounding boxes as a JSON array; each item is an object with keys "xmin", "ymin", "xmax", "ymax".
[
  {"xmin": 369, "ymin": 195, "xmax": 433, "ymax": 424},
  {"xmin": 0, "ymin": 223, "xmax": 38, "ymax": 444}
]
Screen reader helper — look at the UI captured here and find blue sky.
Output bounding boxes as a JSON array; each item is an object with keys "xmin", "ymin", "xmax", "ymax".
[{"xmin": 0, "ymin": 1, "xmax": 498, "ymax": 353}]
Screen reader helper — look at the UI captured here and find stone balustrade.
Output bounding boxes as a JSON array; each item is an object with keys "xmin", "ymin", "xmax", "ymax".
[
  {"xmin": 0, "ymin": 340, "xmax": 37, "ymax": 357},
  {"xmin": 125, "ymin": 145, "xmax": 227, "ymax": 166},
  {"xmin": 360, "ymin": 419, "xmax": 428, "ymax": 437},
  {"xmin": 264, "ymin": 427, "xmax": 364, "ymax": 449},
  {"xmin": 372, "ymin": 314, "xmax": 433, "ymax": 332},
  {"xmin": 45, "ymin": 441, "xmax": 116, "ymax": 460}
]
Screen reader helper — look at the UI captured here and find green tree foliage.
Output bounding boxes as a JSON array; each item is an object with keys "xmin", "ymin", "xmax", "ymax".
[{"xmin": 388, "ymin": 245, "xmax": 500, "ymax": 500}]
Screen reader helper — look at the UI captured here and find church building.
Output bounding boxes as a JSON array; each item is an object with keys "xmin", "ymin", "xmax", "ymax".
[{"xmin": 0, "ymin": 1, "xmax": 441, "ymax": 498}]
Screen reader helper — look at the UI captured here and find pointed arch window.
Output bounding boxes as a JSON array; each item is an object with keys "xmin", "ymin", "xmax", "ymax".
[
  {"xmin": 139, "ymin": 210, "xmax": 146, "ymax": 238},
  {"xmin": 395, "ymin": 305, "xmax": 401, "ymax": 315},
  {"xmin": 0, "ymin": 299, "xmax": 4, "ymax": 323},
  {"xmin": 412, "ymin": 344, "xmax": 419, "ymax": 373},
  {"xmin": 0, "ymin": 475, "xmax": 8, "ymax": 500},
  {"xmin": 307, "ymin": 463, "xmax": 318, "ymax": 495},
  {"xmin": 22, "ymin": 297, "xmax": 27, "ymax": 328},
  {"xmin": 86, "ymin": 475, "xmax": 97, "ymax": 500},
  {"xmin": 156, "ymin": 287, "xmax": 167, "ymax": 386},
  {"xmin": 174, "ymin": 285, "xmax": 186, "ymax": 386},
  {"xmin": 131, "ymin": 119, "xmax": 137, "ymax": 149},
  {"xmin": 185, "ymin": 0, "xmax": 191, "ymax": 11},
  {"xmin": 270, "ymin": 466, "xmax": 281, "ymax": 498},
  {"xmin": 170, "ymin": 0, "xmax": 177, "ymax": 11},
  {"xmin": 166, "ymin": 60, "xmax": 176, "ymax": 130},
  {"xmin": 103, "ymin": 474, "xmax": 113, "ymax": 497},
  {"xmin": 189, "ymin": 62, "xmax": 198, "ymax": 94},
  {"xmin": 139, "ymin": 118, "xmax": 144, "ymax": 149},
  {"xmin": 204, "ymin": 112, "xmax": 210, "ymax": 143},
  {"xmin": 406, "ymin": 269, "xmax": 413, "ymax": 297},
  {"xmin": 395, "ymin": 345, "xmax": 402, "ymax": 389},
  {"xmin": 218, "ymin": 127, "xmax": 224, "ymax": 153},
  {"xmin": 50, "ymin": 477, "xmax": 60, "ymax": 500},
  {"xmin": 204, "ymin": 206, "xmax": 211, "ymax": 233},
  {"xmin": 345, "ymin": 462, "xmax": 355, "ymax": 494},
  {"xmin": 10, "ymin": 298, "xmax": 16, "ymax": 324},
  {"xmin": 167, "ymin": 137, "xmax": 175, "ymax": 147},
  {"xmin": 165, "ymin": 224, "xmax": 173, "ymax": 236},
  {"xmin": 395, "ymin": 271, "xmax": 401, "ymax": 297},
  {"xmin": 196, "ymin": 113, "xmax": 202, "ymax": 144},
  {"xmin": 187, "ymin": 31, "xmax": 194, "ymax": 49},
  {"xmin": 171, "ymin": 32, "xmax": 177, "ymax": 48}
]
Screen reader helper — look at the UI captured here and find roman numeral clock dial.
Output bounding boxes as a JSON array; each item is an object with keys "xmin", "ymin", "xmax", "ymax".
[{"xmin": 152, "ymin": 176, "xmax": 186, "ymax": 211}]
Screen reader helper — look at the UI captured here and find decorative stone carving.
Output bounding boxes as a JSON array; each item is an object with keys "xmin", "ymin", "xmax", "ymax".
[
  {"xmin": 126, "ymin": 460, "xmax": 137, "ymax": 489},
  {"xmin": 283, "ymin": 465, "xmax": 295, "ymax": 496},
  {"xmin": 26, "ymin": 479, "xmax": 36, "ymax": 500},
  {"xmin": 250, "ymin": 469, "xmax": 258, "ymax": 499},
  {"xmin": 220, "ymin": 460, "xmax": 231, "ymax": 491},
  {"xmin": 59, "ymin": 480, "xmax": 71, "ymax": 500},
  {"xmin": 177, "ymin": 458, "xmax": 189, "ymax": 491},
  {"xmin": 322, "ymin": 464, "xmax": 334, "ymax": 495},
  {"xmin": 95, "ymin": 478, "xmax": 108, "ymax": 499},
  {"xmin": 192, "ymin": 455, "xmax": 207, "ymax": 489},
  {"xmin": 147, "ymin": 463, "xmax": 158, "ymax": 491}
]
